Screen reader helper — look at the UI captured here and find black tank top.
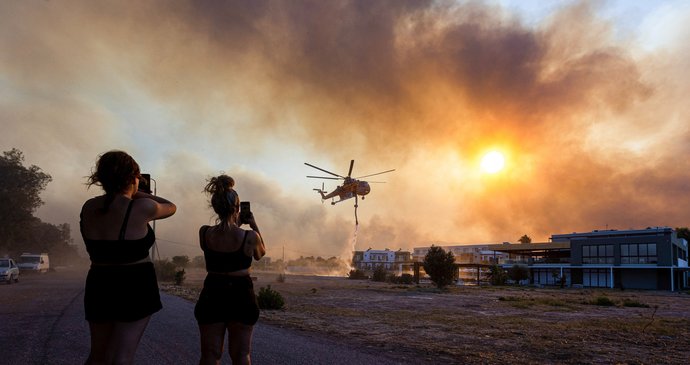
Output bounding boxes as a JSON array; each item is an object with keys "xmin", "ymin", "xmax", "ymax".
[
  {"xmin": 81, "ymin": 201, "xmax": 155, "ymax": 264},
  {"xmin": 200, "ymin": 225, "xmax": 253, "ymax": 272}
]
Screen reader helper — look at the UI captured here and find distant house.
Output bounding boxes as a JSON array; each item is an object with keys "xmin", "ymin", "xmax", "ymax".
[
  {"xmin": 352, "ymin": 248, "xmax": 413, "ymax": 274},
  {"xmin": 413, "ymin": 244, "xmax": 510, "ymax": 265},
  {"xmin": 488, "ymin": 227, "xmax": 690, "ymax": 291},
  {"xmin": 412, "ymin": 244, "xmax": 513, "ymax": 284}
]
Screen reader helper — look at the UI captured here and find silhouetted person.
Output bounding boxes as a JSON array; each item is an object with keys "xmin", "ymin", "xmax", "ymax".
[
  {"xmin": 196, "ymin": 175, "xmax": 266, "ymax": 365},
  {"xmin": 80, "ymin": 150, "xmax": 176, "ymax": 364}
]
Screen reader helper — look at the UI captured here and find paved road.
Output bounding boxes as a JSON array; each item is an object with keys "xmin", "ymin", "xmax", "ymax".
[{"xmin": 1, "ymin": 269, "xmax": 408, "ymax": 365}]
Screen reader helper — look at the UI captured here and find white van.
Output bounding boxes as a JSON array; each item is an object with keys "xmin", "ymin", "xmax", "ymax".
[{"xmin": 17, "ymin": 253, "xmax": 50, "ymax": 273}]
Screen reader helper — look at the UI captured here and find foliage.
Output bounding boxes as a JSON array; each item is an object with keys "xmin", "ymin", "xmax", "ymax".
[
  {"xmin": 423, "ymin": 246, "xmax": 456, "ymax": 289},
  {"xmin": 191, "ymin": 255, "xmax": 205, "ymax": 268},
  {"xmin": 371, "ymin": 265, "xmax": 387, "ymax": 282},
  {"xmin": 487, "ymin": 265, "xmax": 508, "ymax": 286},
  {"xmin": 257, "ymin": 285, "xmax": 285, "ymax": 310},
  {"xmin": 675, "ymin": 227, "xmax": 690, "ymax": 242},
  {"xmin": 591, "ymin": 295, "xmax": 615, "ymax": 306},
  {"xmin": 507, "ymin": 265, "xmax": 529, "ymax": 284},
  {"xmin": 174, "ymin": 268, "xmax": 186, "ymax": 285},
  {"xmin": 155, "ymin": 259, "xmax": 177, "ymax": 281},
  {"xmin": 622, "ymin": 298, "xmax": 650, "ymax": 308},
  {"xmin": 347, "ymin": 269, "xmax": 368, "ymax": 280},
  {"xmin": 0, "ymin": 149, "xmax": 79, "ymax": 265},
  {"xmin": 171, "ymin": 255, "xmax": 190, "ymax": 268},
  {"xmin": 518, "ymin": 235, "xmax": 532, "ymax": 244},
  {"xmin": 388, "ymin": 273, "xmax": 414, "ymax": 284}
]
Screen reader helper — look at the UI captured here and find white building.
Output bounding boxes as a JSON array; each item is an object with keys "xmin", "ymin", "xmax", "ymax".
[
  {"xmin": 413, "ymin": 244, "xmax": 509, "ymax": 264},
  {"xmin": 352, "ymin": 248, "xmax": 413, "ymax": 274}
]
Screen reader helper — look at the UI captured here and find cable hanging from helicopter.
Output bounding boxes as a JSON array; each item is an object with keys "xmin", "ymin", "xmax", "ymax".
[{"xmin": 304, "ymin": 160, "xmax": 395, "ymax": 225}]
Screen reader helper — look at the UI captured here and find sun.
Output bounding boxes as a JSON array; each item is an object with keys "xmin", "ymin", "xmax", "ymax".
[{"xmin": 480, "ymin": 151, "xmax": 505, "ymax": 174}]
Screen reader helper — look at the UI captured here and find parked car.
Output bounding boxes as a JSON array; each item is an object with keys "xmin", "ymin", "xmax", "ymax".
[
  {"xmin": 0, "ymin": 258, "xmax": 20, "ymax": 284},
  {"xmin": 17, "ymin": 253, "xmax": 50, "ymax": 273}
]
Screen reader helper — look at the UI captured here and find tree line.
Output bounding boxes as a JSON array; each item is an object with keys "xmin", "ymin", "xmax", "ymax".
[{"xmin": 0, "ymin": 149, "xmax": 81, "ymax": 266}]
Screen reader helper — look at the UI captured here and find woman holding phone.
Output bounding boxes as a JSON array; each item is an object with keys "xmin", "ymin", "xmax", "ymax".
[{"xmin": 196, "ymin": 174, "xmax": 266, "ymax": 365}]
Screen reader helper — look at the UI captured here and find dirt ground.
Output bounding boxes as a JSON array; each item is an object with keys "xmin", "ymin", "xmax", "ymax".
[{"xmin": 162, "ymin": 269, "xmax": 690, "ymax": 364}]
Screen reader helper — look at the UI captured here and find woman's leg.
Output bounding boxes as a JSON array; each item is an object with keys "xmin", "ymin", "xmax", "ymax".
[
  {"xmin": 227, "ymin": 322, "xmax": 254, "ymax": 365},
  {"xmin": 85, "ymin": 317, "xmax": 150, "ymax": 365},
  {"xmin": 107, "ymin": 316, "xmax": 151, "ymax": 364},
  {"xmin": 198, "ymin": 323, "xmax": 227, "ymax": 365},
  {"xmin": 86, "ymin": 321, "xmax": 115, "ymax": 364}
]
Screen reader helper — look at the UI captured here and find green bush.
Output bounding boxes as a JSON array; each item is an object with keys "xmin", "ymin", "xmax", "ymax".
[
  {"xmin": 487, "ymin": 264, "xmax": 508, "ymax": 286},
  {"xmin": 347, "ymin": 269, "xmax": 368, "ymax": 280},
  {"xmin": 257, "ymin": 285, "xmax": 285, "ymax": 310},
  {"xmin": 423, "ymin": 246, "xmax": 456, "ymax": 289},
  {"xmin": 371, "ymin": 266, "xmax": 387, "ymax": 282},
  {"xmin": 592, "ymin": 295, "xmax": 615, "ymax": 306},
  {"xmin": 174, "ymin": 269, "xmax": 186, "ymax": 285}
]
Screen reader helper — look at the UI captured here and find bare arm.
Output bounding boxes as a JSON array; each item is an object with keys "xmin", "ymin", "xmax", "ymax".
[
  {"xmin": 243, "ymin": 213, "xmax": 266, "ymax": 260},
  {"xmin": 133, "ymin": 191, "xmax": 177, "ymax": 220}
]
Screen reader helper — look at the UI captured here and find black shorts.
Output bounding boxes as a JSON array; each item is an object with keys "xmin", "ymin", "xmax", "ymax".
[
  {"xmin": 84, "ymin": 262, "xmax": 162, "ymax": 322},
  {"xmin": 194, "ymin": 274, "xmax": 259, "ymax": 326}
]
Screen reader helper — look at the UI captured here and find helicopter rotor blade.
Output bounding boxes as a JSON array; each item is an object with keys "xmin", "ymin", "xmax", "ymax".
[
  {"xmin": 355, "ymin": 169, "xmax": 395, "ymax": 179},
  {"xmin": 367, "ymin": 181, "xmax": 387, "ymax": 184},
  {"xmin": 306, "ymin": 175, "xmax": 342, "ymax": 180},
  {"xmin": 304, "ymin": 162, "xmax": 344, "ymax": 178},
  {"xmin": 347, "ymin": 160, "xmax": 354, "ymax": 178}
]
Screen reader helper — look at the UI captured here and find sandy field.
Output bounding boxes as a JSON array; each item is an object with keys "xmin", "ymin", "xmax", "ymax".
[{"xmin": 162, "ymin": 269, "xmax": 690, "ymax": 364}]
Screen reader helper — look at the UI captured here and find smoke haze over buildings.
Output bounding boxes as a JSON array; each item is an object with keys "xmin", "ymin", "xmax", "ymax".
[{"xmin": 1, "ymin": 1, "xmax": 689, "ymax": 260}]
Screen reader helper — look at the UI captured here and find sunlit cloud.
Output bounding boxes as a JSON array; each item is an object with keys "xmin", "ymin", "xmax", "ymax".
[{"xmin": 1, "ymin": 0, "xmax": 689, "ymax": 260}]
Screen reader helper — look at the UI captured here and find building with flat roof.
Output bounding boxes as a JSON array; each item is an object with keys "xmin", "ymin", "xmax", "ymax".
[
  {"xmin": 352, "ymin": 248, "xmax": 413, "ymax": 274},
  {"xmin": 488, "ymin": 227, "xmax": 689, "ymax": 290}
]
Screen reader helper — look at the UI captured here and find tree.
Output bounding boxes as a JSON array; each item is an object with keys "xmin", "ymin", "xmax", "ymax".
[
  {"xmin": 508, "ymin": 264, "xmax": 529, "ymax": 285},
  {"xmin": 675, "ymin": 227, "xmax": 690, "ymax": 242},
  {"xmin": 486, "ymin": 264, "xmax": 508, "ymax": 286},
  {"xmin": 191, "ymin": 255, "xmax": 205, "ymax": 268},
  {"xmin": 518, "ymin": 234, "xmax": 532, "ymax": 244},
  {"xmin": 0, "ymin": 149, "xmax": 52, "ymax": 247},
  {"xmin": 371, "ymin": 265, "xmax": 387, "ymax": 282},
  {"xmin": 171, "ymin": 255, "xmax": 190, "ymax": 268},
  {"xmin": 422, "ymin": 246, "xmax": 456, "ymax": 289}
]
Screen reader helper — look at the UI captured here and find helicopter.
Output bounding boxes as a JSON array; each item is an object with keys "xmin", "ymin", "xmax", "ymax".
[{"xmin": 304, "ymin": 160, "xmax": 395, "ymax": 206}]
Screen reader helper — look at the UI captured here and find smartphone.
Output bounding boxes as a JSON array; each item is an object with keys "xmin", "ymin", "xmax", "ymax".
[
  {"xmin": 138, "ymin": 173, "xmax": 152, "ymax": 194},
  {"xmin": 239, "ymin": 201, "xmax": 251, "ymax": 224}
]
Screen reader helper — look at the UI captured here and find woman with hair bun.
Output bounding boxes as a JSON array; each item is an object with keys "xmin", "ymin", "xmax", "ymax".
[
  {"xmin": 80, "ymin": 150, "xmax": 176, "ymax": 364},
  {"xmin": 196, "ymin": 174, "xmax": 266, "ymax": 365}
]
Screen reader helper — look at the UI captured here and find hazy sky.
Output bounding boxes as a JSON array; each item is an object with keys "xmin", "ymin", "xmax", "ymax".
[{"xmin": 2, "ymin": 0, "xmax": 689, "ymax": 261}]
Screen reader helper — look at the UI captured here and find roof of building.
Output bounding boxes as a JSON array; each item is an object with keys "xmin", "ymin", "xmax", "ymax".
[
  {"xmin": 486, "ymin": 242, "xmax": 570, "ymax": 255},
  {"xmin": 551, "ymin": 227, "xmax": 674, "ymax": 241}
]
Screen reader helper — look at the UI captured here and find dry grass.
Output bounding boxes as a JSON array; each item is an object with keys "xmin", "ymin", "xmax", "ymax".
[{"xmin": 162, "ymin": 269, "xmax": 690, "ymax": 364}]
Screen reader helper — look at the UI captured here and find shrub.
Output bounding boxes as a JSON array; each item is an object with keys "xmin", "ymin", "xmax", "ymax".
[
  {"xmin": 592, "ymin": 295, "xmax": 615, "ymax": 306},
  {"xmin": 257, "ymin": 285, "xmax": 285, "ymax": 310},
  {"xmin": 487, "ymin": 265, "xmax": 508, "ymax": 286},
  {"xmin": 347, "ymin": 269, "xmax": 368, "ymax": 280},
  {"xmin": 423, "ymin": 246, "xmax": 456, "ymax": 289},
  {"xmin": 508, "ymin": 265, "xmax": 529, "ymax": 285},
  {"xmin": 372, "ymin": 266, "xmax": 387, "ymax": 282},
  {"xmin": 174, "ymin": 268, "xmax": 186, "ymax": 285},
  {"xmin": 388, "ymin": 273, "xmax": 414, "ymax": 284},
  {"xmin": 155, "ymin": 259, "xmax": 177, "ymax": 281},
  {"xmin": 622, "ymin": 298, "xmax": 650, "ymax": 308}
]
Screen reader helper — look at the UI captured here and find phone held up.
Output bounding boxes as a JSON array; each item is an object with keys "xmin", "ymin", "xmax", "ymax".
[{"xmin": 239, "ymin": 201, "xmax": 251, "ymax": 225}]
